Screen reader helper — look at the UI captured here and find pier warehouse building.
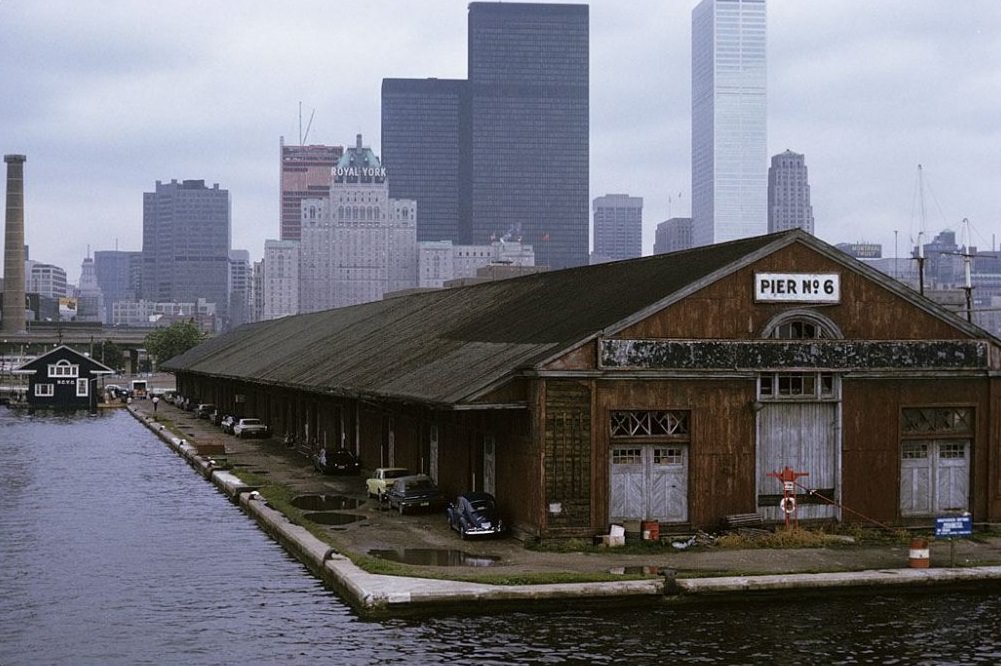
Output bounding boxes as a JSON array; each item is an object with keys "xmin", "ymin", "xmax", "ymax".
[{"xmin": 165, "ymin": 231, "xmax": 1001, "ymax": 539}]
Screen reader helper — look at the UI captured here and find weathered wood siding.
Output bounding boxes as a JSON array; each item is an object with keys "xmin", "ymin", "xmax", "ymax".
[
  {"xmin": 542, "ymin": 380, "xmax": 592, "ymax": 534},
  {"xmin": 841, "ymin": 377, "xmax": 994, "ymax": 524},
  {"xmin": 593, "ymin": 379, "xmax": 757, "ymax": 529},
  {"xmin": 619, "ymin": 243, "xmax": 977, "ymax": 341}
]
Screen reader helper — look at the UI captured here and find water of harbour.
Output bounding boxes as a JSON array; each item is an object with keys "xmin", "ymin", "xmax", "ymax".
[{"xmin": 2, "ymin": 408, "xmax": 1000, "ymax": 666}]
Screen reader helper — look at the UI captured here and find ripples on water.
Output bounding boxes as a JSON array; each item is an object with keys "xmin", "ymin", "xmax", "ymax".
[{"xmin": 1, "ymin": 408, "xmax": 999, "ymax": 665}]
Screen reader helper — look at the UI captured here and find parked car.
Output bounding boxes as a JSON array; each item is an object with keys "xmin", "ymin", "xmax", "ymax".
[
  {"xmin": 446, "ymin": 492, "xmax": 504, "ymax": 539},
  {"xmin": 365, "ymin": 467, "xmax": 410, "ymax": 500},
  {"xmin": 385, "ymin": 474, "xmax": 446, "ymax": 515},
  {"xmin": 233, "ymin": 417, "xmax": 269, "ymax": 439},
  {"xmin": 220, "ymin": 415, "xmax": 236, "ymax": 434},
  {"xmin": 209, "ymin": 409, "xmax": 223, "ymax": 425},
  {"xmin": 313, "ymin": 448, "xmax": 361, "ymax": 475},
  {"xmin": 195, "ymin": 403, "xmax": 216, "ymax": 418}
]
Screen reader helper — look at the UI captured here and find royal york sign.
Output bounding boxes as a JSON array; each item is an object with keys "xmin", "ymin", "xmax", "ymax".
[
  {"xmin": 754, "ymin": 272, "xmax": 841, "ymax": 303},
  {"xmin": 335, "ymin": 166, "xmax": 386, "ymax": 178}
]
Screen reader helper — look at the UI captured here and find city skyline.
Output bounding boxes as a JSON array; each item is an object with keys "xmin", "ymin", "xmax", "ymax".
[{"xmin": 1, "ymin": 1, "xmax": 999, "ymax": 278}]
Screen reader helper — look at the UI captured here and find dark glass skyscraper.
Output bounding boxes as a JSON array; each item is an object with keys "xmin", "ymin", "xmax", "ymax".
[
  {"xmin": 468, "ymin": 2, "xmax": 589, "ymax": 269},
  {"xmin": 380, "ymin": 3, "xmax": 589, "ymax": 269},
  {"xmin": 142, "ymin": 179, "xmax": 230, "ymax": 322},
  {"xmin": 381, "ymin": 78, "xmax": 470, "ymax": 243}
]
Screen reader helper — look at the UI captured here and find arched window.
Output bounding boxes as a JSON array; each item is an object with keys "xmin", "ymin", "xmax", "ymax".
[{"xmin": 761, "ymin": 310, "xmax": 842, "ymax": 340}]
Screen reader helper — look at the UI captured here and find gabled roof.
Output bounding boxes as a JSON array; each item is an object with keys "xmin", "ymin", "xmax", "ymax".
[
  {"xmin": 14, "ymin": 344, "xmax": 115, "ymax": 375},
  {"xmin": 164, "ymin": 230, "xmax": 995, "ymax": 407}
]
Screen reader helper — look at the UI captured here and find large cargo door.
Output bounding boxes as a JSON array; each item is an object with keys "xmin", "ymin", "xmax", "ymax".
[{"xmin": 758, "ymin": 402, "xmax": 838, "ymax": 521}]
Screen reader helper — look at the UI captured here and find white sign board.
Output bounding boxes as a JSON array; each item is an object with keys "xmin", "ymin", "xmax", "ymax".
[{"xmin": 755, "ymin": 272, "xmax": 840, "ymax": 303}]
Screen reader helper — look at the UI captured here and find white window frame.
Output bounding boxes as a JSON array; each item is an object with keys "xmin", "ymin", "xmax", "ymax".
[
  {"xmin": 48, "ymin": 360, "xmax": 79, "ymax": 378},
  {"xmin": 35, "ymin": 383, "xmax": 55, "ymax": 397},
  {"xmin": 76, "ymin": 378, "xmax": 89, "ymax": 397}
]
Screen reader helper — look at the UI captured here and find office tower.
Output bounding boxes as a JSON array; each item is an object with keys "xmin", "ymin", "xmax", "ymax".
[
  {"xmin": 280, "ymin": 141, "xmax": 343, "ymax": 242},
  {"xmin": 262, "ymin": 239, "xmax": 299, "ymax": 321},
  {"xmin": 299, "ymin": 135, "xmax": 417, "ymax": 311},
  {"xmin": 653, "ymin": 217, "xmax": 695, "ymax": 255},
  {"xmin": 592, "ymin": 194, "xmax": 643, "ymax": 262},
  {"xmin": 75, "ymin": 256, "xmax": 104, "ymax": 322},
  {"xmin": 380, "ymin": 4, "xmax": 588, "ymax": 269},
  {"xmin": 768, "ymin": 149, "xmax": 814, "ymax": 234},
  {"xmin": 381, "ymin": 78, "xmax": 469, "ymax": 243},
  {"xmin": 3, "ymin": 154, "xmax": 26, "ymax": 334},
  {"xmin": 468, "ymin": 2, "xmax": 589, "ymax": 269},
  {"xmin": 691, "ymin": 0, "xmax": 767, "ymax": 247},
  {"xmin": 229, "ymin": 249, "xmax": 252, "ymax": 330},
  {"xmin": 26, "ymin": 261, "xmax": 68, "ymax": 299},
  {"xmin": 94, "ymin": 250, "xmax": 142, "ymax": 324},
  {"xmin": 142, "ymin": 179, "xmax": 231, "ymax": 326}
]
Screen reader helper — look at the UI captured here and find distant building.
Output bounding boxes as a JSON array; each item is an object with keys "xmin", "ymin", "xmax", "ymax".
[
  {"xmin": 94, "ymin": 250, "xmax": 142, "ymax": 324},
  {"xmin": 251, "ymin": 259, "xmax": 264, "ymax": 324},
  {"xmin": 835, "ymin": 243, "xmax": 882, "ymax": 260},
  {"xmin": 262, "ymin": 240, "xmax": 299, "ymax": 321},
  {"xmin": 298, "ymin": 134, "xmax": 417, "ymax": 311},
  {"xmin": 381, "ymin": 78, "xmax": 469, "ymax": 244},
  {"xmin": 592, "ymin": 194, "xmax": 643, "ymax": 262},
  {"xmin": 229, "ymin": 250, "xmax": 252, "ymax": 330},
  {"xmin": 382, "ymin": 4, "xmax": 589, "ymax": 269},
  {"xmin": 468, "ymin": 2, "xmax": 589, "ymax": 268},
  {"xmin": 26, "ymin": 261, "xmax": 67, "ymax": 299},
  {"xmin": 280, "ymin": 141, "xmax": 343, "ymax": 242},
  {"xmin": 14, "ymin": 345, "xmax": 113, "ymax": 411},
  {"xmin": 111, "ymin": 299, "xmax": 215, "ymax": 330},
  {"xmin": 142, "ymin": 179, "xmax": 230, "ymax": 327},
  {"xmin": 418, "ymin": 239, "xmax": 535, "ymax": 289},
  {"xmin": 692, "ymin": 0, "xmax": 767, "ymax": 246},
  {"xmin": 768, "ymin": 150, "xmax": 814, "ymax": 234},
  {"xmin": 74, "ymin": 256, "xmax": 104, "ymax": 322},
  {"xmin": 653, "ymin": 218, "xmax": 694, "ymax": 254}
]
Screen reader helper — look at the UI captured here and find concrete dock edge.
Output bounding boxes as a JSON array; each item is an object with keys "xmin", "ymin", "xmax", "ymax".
[{"xmin": 128, "ymin": 406, "xmax": 1001, "ymax": 616}]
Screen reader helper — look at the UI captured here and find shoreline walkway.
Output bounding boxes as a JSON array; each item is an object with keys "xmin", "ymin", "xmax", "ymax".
[{"xmin": 127, "ymin": 399, "xmax": 1001, "ymax": 616}]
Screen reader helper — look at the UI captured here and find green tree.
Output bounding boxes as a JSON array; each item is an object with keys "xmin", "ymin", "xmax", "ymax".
[
  {"xmin": 99, "ymin": 339, "xmax": 125, "ymax": 371},
  {"xmin": 144, "ymin": 320, "xmax": 207, "ymax": 367}
]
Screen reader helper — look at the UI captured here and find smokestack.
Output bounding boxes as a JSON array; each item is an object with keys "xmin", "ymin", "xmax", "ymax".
[{"xmin": 3, "ymin": 154, "xmax": 27, "ymax": 334}]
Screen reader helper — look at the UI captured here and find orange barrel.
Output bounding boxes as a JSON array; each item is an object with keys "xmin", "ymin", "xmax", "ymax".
[
  {"xmin": 641, "ymin": 520, "xmax": 660, "ymax": 542},
  {"xmin": 908, "ymin": 537, "xmax": 930, "ymax": 568}
]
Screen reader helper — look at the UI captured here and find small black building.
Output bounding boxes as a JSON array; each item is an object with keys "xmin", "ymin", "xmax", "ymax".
[{"xmin": 14, "ymin": 345, "xmax": 114, "ymax": 410}]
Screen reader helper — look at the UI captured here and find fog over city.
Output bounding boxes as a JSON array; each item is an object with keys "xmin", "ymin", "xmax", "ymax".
[{"xmin": 1, "ymin": 0, "xmax": 998, "ymax": 280}]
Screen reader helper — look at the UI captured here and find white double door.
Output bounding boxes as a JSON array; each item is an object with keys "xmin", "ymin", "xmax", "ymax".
[{"xmin": 610, "ymin": 445, "xmax": 688, "ymax": 523}]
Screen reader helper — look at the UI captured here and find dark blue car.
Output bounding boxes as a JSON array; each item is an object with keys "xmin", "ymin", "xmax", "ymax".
[{"xmin": 446, "ymin": 492, "xmax": 504, "ymax": 539}]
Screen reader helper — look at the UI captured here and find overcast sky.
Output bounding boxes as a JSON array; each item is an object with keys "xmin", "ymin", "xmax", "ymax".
[{"xmin": 1, "ymin": 0, "xmax": 999, "ymax": 283}]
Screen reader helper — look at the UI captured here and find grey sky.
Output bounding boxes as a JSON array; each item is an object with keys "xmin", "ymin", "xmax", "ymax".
[{"xmin": 1, "ymin": 0, "xmax": 998, "ymax": 283}]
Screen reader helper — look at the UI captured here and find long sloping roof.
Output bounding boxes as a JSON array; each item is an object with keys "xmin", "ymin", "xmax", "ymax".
[{"xmin": 164, "ymin": 230, "xmax": 991, "ymax": 406}]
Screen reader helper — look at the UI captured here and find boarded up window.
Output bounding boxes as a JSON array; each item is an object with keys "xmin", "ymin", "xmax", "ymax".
[
  {"xmin": 902, "ymin": 408, "xmax": 973, "ymax": 436},
  {"xmin": 610, "ymin": 410, "xmax": 689, "ymax": 438},
  {"xmin": 545, "ymin": 382, "xmax": 591, "ymax": 528}
]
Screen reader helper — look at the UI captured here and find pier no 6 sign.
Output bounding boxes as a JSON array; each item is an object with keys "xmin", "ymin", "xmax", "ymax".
[{"xmin": 754, "ymin": 272, "xmax": 841, "ymax": 303}]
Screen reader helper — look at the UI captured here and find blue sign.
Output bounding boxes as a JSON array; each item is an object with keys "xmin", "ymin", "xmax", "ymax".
[{"xmin": 935, "ymin": 515, "xmax": 973, "ymax": 538}]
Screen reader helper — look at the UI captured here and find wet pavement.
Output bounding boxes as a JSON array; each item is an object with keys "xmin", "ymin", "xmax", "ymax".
[{"xmin": 130, "ymin": 394, "xmax": 1001, "ymax": 582}]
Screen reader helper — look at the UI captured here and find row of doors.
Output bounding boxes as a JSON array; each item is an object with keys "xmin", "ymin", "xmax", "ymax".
[{"xmin": 608, "ymin": 403, "xmax": 970, "ymax": 523}]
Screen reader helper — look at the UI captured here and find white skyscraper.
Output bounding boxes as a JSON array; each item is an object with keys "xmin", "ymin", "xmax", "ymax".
[{"xmin": 691, "ymin": 0, "xmax": 767, "ymax": 247}]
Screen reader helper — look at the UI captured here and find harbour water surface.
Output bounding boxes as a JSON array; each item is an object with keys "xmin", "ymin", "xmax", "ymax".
[{"xmin": 2, "ymin": 408, "xmax": 1000, "ymax": 665}]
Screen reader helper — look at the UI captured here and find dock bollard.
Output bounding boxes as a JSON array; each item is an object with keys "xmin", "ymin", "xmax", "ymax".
[{"xmin": 908, "ymin": 537, "xmax": 930, "ymax": 568}]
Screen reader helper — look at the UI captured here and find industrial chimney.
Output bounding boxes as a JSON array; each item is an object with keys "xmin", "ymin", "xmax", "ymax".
[{"xmin": 2, "ymin": 154, "xmax": 27, "ymax": 334}]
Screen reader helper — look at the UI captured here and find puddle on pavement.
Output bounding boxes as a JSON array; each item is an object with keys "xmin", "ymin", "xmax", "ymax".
[
  {"xmin": 303, "ymin": 511, "xmax": 367, "ymax": 526},
  {"xmin": 291, "ymin": 494, "xmax": 361, "ymax": 511},
  {"xmin": 368, "ymin": 548, "xmax": 500, "ymax": 567}
]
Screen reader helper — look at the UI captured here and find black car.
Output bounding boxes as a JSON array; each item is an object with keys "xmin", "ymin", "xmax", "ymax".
[
  {"xmin": 385, "ymin": 474, "xmax": 446, "ymax": 515},
  {"xmin": 313, "ymin": 448, "xmax": 361, "ymax": 475},
  {"xmin": 446, "ymin": 492, "xmax": 504, "ymax": 539}
]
